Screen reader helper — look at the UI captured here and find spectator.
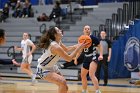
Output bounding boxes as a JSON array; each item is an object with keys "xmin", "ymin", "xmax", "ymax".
[
  {"xmin": 49, "ymin": 1, "xmax": 62, "ymax": 21},
  {"xmin": 12, "ymin": 0, "xmax": 23, "ymax": 18},
  {"xmin": 37, "ymin": 13, "xmax": 49, "ymax": 21},
  {"xmin": 22, "ymin": 0, "xmax": 32, "ymax": 17},
  {"xmin": 0, "ymin": 3, "xmax": 9, "ymax": 22},
  {"xmin": 8, "ymin": 0, "xmax": 18, "ymax": 10}
]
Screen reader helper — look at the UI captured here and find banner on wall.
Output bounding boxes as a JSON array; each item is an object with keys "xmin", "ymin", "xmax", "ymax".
[
  {"xmin": 124, "ymin": 37, "xmax": 140, "ymax": 71},
  {"xmin": 109, "ymin": 20, "xmax": 140, "ymax": 78}
]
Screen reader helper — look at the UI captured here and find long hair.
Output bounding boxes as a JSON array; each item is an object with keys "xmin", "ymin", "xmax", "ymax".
[
  {"xmin": 38, "ymin": 27, "xmax": 57, "ymax": 49},
  {"xmin": 0, "ymin": 29, "xmax": 5, "ymax": 45}
]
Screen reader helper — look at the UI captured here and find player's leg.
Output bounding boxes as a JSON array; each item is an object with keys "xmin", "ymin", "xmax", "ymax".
[
  {"xmin": 12, "ymin": 59, "xmax": 21, "ymax": 66},
  {"xmin": 44, "ymin": 72, "xmax": 68, "ymax": 93},
  {"xmin": 81, "ymin": 67, "xmax": 89, "ymax": 93},
  {"xmin": 20, "ymin": 56, "xmax": 33, "ymax": 76},
  {"xmin": 89, "ymin": 61, "xmax": 101, "ymax": 93},
  {"xmin": 102, "ymin": 56, "xmax": 108, "ymax": 86}
]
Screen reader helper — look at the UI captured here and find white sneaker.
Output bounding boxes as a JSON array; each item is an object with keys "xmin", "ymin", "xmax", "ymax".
[
  {"xmin": 31, "ymin": 74, "xmax": 38, "ymax": 85},
  {"xmin": 81, "ymin": 90, "xmax": 88, "ymax": 93},
  {"xmin": 57, "ymin": 63, "xmax": 64, "ymax": 69},
  {"xmin": 95, "ymin": 90, "xmax": 101, "ymax": 93}
]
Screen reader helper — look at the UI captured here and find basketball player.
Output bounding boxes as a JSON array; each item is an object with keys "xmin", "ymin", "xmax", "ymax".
[
  {"xmin": 0, "ymin": 29, "xmax": 6, "ymax": 79},
  {"xmin": 0, "ymin": 29, "xmax": 6, "ymax": 45},
  {"xmin": 14, "ymin": 33, "xmax": 37, "ymax": 85},
  {"xmin": 75, "ymin": 25, "xmax": 103, "ymax": 93},
  {"xmin": 36, "ymin": 27, "xmax": 87, "ymax": 93},
  {"xmin": 0, "ymin": 29, "xmax": 21, "ymax": 78}
]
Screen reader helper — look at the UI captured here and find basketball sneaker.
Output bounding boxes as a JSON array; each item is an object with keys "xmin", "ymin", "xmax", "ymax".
[
  {"xmin": 31, "ymin": 74, "xmax": 38, "ymax": 86},
  {"xmin": 81, "ymin": 90, "xmax": 88, "ymax": 93},
  {"xmin": 95, "ymin": 90, "xmax": 102, "ymax": 93},
  {"xmin": 57, "ymin": 63, "xmax": 64, "ymax": 69}
]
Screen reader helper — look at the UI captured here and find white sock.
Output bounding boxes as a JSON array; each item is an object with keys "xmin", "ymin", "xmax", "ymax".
[
  {"xmin": 95, "ymin": 89, "xmax": 101, "ymax": 93},
  {"xmin": 82, "ymin": 89, "xmax": 87, "ymax": 92},
  {"xmin": 82, "ymin": 89, "xmax": 87, "ymax": 93},
  {"xmin": 31, "ymin": 74, "xmax": 36, "ymax": 79}
]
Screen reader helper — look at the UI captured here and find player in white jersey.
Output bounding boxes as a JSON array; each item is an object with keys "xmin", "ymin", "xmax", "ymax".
[
  {"xmin": 14, "ymin": 33, "xmax": 36, "ymax": 85},
  {"xmin": 37, "ymin": 27, "xmax": 87, "ymax": 93}
]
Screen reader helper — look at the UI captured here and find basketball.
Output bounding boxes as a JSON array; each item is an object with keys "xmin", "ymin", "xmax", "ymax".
[{"xmin": 78, "ymin": 35, "xmax": 92, "ymax": 48}]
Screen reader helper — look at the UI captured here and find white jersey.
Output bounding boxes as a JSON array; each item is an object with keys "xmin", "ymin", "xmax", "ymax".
[
  {"xmin": 21, "ymin": 39, "xmax": 33, "ymax": 58},
  {"xmin": 37, "ymin": 41, "xmax": 60, "ymax": 69}
]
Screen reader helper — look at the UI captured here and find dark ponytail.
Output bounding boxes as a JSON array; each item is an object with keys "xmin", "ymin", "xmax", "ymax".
[{"xmin": 38, "ymin": 27, "xmax": 57, "ymax": 49}]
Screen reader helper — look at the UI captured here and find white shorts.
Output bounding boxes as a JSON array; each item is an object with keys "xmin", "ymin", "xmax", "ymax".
[
  {"xmin": 22, "ymin": 55, "xmax": 33, "ymax": 64},
  {"xmin": 36, "ymin": 65, "xmax": 61, "ymax": 79}
]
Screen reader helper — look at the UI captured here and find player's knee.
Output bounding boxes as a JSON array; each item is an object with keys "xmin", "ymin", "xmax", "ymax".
[
  {"xmin": 89, "ymin": 73, "xmax": 96, "ymax": 79},
  {"xmin": 20, "ymin": 66, "xmax": 25, "ymax": 70},
  {"xmin": 81, "ymin": 74, "xmax": 87, "ymax": 79},
  {"xmin": 60, "ymin": 79, "xmax": 68, "ymax": 90},
  {"xmin": 65, "ymin": 84, "xmax": 68, "ymax": 91}
]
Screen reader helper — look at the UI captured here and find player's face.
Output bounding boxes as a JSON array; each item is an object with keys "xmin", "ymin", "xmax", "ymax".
[
  {"xmin": 55, "ymin": 27, "xmax": 63, "ymax": 39},
  {"xmin": 23, "ymin": 33, "xmax": 29, "ymax": 40},
  {"xmin": 83, "ymin": 26, "xmax": 91, "ymax": 35},
  {"xmin": 100, "ymin": 31, "xmax": 106, "ymax": 39}
]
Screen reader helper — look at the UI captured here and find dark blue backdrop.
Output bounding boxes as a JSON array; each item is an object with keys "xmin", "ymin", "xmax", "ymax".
[
  {"xmin": 0, "ymin": 0, "xmax": 8, "ymax": 9},
  {"xmin": 108, "ymin": 20, "xmax": 140, "ymax": 79},
  {"xmin": 0, "ymin": 0, "xmax": 126, "ymax": 9}
]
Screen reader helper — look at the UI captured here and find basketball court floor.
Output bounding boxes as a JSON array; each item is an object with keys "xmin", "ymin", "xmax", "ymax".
[{"xmin": 0, "ymin": 77, "xmax": 140, "ymax": 93}]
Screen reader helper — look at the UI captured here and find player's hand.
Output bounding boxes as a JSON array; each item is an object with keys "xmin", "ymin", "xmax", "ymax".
[
  {"xmin": 138, "ymin": 72, "xmax": 140, "ymax": 76},
  {"xmin": 78, "ymin": 40, "xmax": 89, "ymax": 49},
  {"xmin": 107, "ymin": 56, "xmax": 111, "ymax": 62},
  {"xmin": 14, "ymin": 46, "xmax": 18, "ymax": 50},
  {"xmin": 74, "ymin": 58, "xmax": 78, "ymax": 65},
  {"xmin": 27, "ymin": 52, "xmax": 32, "ymax": 56},
  {"xmin": 98, "ymin": 55, "xmax": 103, "ymax": 61}
]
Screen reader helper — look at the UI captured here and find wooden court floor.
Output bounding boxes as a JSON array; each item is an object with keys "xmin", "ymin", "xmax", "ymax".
[{"xmin": 0, "ymin": 77, "xmax": 140, "ymax": 93}]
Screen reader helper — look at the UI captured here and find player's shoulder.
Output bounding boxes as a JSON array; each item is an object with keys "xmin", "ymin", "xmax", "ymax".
[
  {"xmin": 50, "ymin": 41, "xmax": 60, "ymax": 49},
  {"xmin": 90, "ymin": 35, "xmax": 98, "ymax": 40},
  {"xmin": 26, "ymin": 39, "xmax": 32, "ymax": 41}
]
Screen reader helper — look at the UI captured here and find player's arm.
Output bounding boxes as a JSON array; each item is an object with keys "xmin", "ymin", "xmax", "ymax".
[
  {"xmin": 14, "ymin": 46, "xmax": 23, "ymax": 51},
  {"xmin": 97, "ymin": 43, "xmax": 103, "ymax": 60},
  {"xmin": 51, "ymin": 43, "xmax": 84, "ymax": 62},
  {"xmin": 28, "ymin": 43, "xmax": 36, "ymax": 54},
  {"xmin": 27, "ymin": 41, "xmax": 36, "ymax": 55},
  {"xmin": 60, "ymin": 41, "xmax": 78, "ymax": 52},
  {"xmin": 107, "ymin": 40, "xmax": 112, "ymax": 62},
  {"xmin": 74, "ymin": 49, "xmax": 83, "ymax": 65},
  {"xmin": 108, "ymin": 48, "xmax": 112, "ymax": 62}
]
